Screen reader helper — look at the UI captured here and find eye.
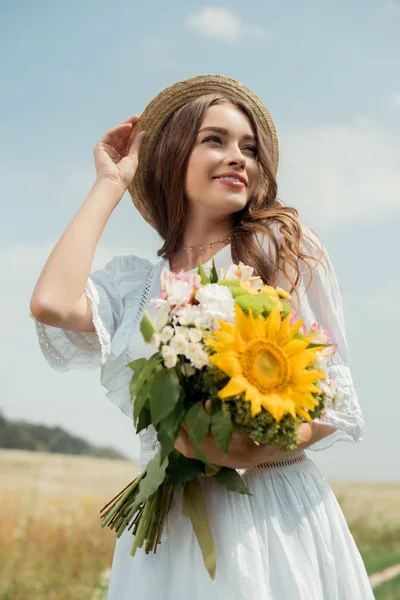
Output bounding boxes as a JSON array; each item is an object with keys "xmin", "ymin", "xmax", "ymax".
[
  {"xmin": 244, "ymin": 145, "xmax": 258, "ymax": 156},
  {"xmin": 203, "ymin": 135, "xmax": 222, "ymax": 144}
]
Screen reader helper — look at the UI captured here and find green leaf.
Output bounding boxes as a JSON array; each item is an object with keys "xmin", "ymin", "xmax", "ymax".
[
  {"xmin": 204, "ymin": 464, "xmax": 221, "ymax": 477},
  {"xmin": 182, "ymin": 479, "xmax": 217, "ymax": 581},
  {"xmin": 185, "ymin": 402, "xmax": 211, "ymax": 463},
  {"xmin": 129, "ymin": 353, "xmax": 161, "ymax": 400},
  {"xmin": 197, "ymin": 258, "xmax": 210, "ymax": 285},
  {"xmin": 165, "ymin": 455, "xmax": 204, "ymax": 485},
  {"xmin": 130, "ymin": 450, "xmax": 168, "ymax": 513},
  {"xmin": 140, "ymin": 310, "xmax": 158, "ymax": 343},
  {"xmin": 210, "ymin": 407, "xmax": 233, "ymax": 454},
  {"xmin": 150, "ymin": 368, "xmax": 181, "ymax": 427},
  {"xmin": 213, "ymin": 467, "xmax": 252, "ymax": 495},
  {"xmin": 156, "ymin": 396, "xmax": 186, "ymax": 463},
  {"xmin": 126, "ymin": 357, "xmax": 147, "ymax": 373},
  {"xmin": 136, "ymin": 405, "xmax": 151, "ymax": 434},
  {"xmin": 209, "ymin": 259, "xmax": 219, "ymax": 284},
  {"xmin": 133, "ymin": 378, "xmax": 152, "ymax": 424}
]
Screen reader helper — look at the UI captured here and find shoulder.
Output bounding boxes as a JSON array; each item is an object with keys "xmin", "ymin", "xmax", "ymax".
[{"xmin": 90, "ymin": 254, "xmax": 156, "ymax": 296}]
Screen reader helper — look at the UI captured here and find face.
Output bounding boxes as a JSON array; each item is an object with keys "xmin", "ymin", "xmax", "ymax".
[{"xmin": 185, "ymin": 102, "xmax": 260, "ymax": 218}]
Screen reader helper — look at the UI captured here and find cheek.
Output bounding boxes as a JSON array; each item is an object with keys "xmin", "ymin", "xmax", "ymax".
[{"xmin": 249, "ymin": 162, "xmax": 261, "ymax": 194}]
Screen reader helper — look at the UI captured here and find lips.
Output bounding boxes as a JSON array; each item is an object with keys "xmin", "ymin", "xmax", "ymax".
[{"xmin": 213, "ymin": 172, "xmax": 247, "ymax": 186}]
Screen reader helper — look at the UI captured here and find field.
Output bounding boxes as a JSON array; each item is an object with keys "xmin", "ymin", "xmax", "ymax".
[{"xmin": 1, "ymin": 449, "xmax": 399, "ymax": 599}]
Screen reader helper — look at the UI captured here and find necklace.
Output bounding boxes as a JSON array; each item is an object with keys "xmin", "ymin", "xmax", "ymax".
[{"xmin": 181, "ymin": 236, "xmax": 232, "ymax": 251}]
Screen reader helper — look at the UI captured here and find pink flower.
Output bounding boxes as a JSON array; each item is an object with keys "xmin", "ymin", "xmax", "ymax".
[
  {"xmin": 158, "ymin": 268, "xmax": 201, "ymax": 307},
  {"xmin": 308, "ymin": 322, "xmax": 332, "ymax": 344}
]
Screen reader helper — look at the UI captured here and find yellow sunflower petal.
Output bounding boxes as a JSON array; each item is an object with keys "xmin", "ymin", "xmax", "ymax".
[
  {"xmin": 217, "ymin": 376, "xmax": 247, "ymax": 400},
  {"xmin": 264, "ymin": 305, "xmax": 281, "ymax": 340},
  {"xmin": 209, "ymin": 351, "xmax": 241, "ymax": 378}
]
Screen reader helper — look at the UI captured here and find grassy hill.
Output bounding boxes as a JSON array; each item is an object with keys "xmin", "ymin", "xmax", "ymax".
[{"xmin": 0, "ymin": 411, "xmax": 126, "ymax": 460}]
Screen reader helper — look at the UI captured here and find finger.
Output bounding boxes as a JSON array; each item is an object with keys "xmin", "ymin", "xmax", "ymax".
[
  {"xmin": 204, "ymin": 399, "xmax": 212, "ymax": 414},
  {"xmin": 127, "ymin": 130, "xmax": 146, "ymax": 158},
  {"xmin": 99, "ymin": 124, "xmax": 135, "ymax": 149},
  {"xmin": 297, "ymin": 423, "xmax": 313, "ymax": 444},
  {"xmin": 120, "ymin": 114, "xmax": 141, "ymax": 125}
]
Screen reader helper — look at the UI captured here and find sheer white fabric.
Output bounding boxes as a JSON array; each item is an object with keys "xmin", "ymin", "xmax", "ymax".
[
  {"xmin": 268, "ymin": 225, "xmax": 364, "ymax": 451},
  {"xmin": 31, "ymin": 230, "xmax": 373, "ymax": 599}
]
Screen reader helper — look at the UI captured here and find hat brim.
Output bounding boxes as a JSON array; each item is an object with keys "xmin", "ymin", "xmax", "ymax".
[{"xmin": 127, "ymin": 74, "xmax": 279, "ymax": 227}]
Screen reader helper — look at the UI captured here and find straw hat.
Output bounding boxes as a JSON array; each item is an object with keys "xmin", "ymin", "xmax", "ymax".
[{"xmin": 127, "ymin": 74, "xmax": 279, "ymax": 227}]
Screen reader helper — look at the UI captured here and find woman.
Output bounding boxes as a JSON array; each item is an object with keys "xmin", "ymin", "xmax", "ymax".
[{"xmin": 30, "ymin": 75, "xmax": 373, "ymax": 599}]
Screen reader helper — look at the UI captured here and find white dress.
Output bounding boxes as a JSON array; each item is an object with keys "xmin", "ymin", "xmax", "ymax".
[{"xmin": 32, "ymin": 230, "xmax": 374, "ymax": 599}]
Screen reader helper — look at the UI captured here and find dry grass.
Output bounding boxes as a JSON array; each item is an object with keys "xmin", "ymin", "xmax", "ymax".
[
  {"xmin": 1, "ymin": 450, "xmax": 399, "ymax": 599},
  {"xmin": 0, "ymin": 449, "xmax": 137, "ymax": 600}
]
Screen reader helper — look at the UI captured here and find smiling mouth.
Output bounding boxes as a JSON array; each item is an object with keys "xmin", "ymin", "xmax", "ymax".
[{"xmin": 214, "ymin": 176, "xmax": 246, "ymax": 188}]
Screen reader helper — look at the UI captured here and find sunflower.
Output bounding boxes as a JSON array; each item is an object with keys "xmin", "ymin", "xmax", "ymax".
[{"xmin": 206, "ymin": 305, "xmax": 325, "ymax": 422}]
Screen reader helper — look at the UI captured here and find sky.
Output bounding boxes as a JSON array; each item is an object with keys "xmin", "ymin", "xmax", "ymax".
[{"xmin": 1, "ymin": 0, "xmax": 399, "ymax": 481}]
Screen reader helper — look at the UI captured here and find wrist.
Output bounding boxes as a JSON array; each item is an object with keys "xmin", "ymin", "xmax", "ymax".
[{"xmin": 93, "ymin": 176, "xmax": 127, "ymax": 201}]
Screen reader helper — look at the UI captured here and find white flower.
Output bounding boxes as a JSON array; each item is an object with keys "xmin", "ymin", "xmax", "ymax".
[
  {"xmin": 191, "ymin": 349, "xmax": 209, "ymax": 369},
  {"xmin": 224, "ymin": 262, "xmax": 263, "ymax": 291},
  {"xmin": 160, "ymin": 325, "xmax": 174, "ymax": 343},
  {"xmin": 176, "ymin": 304, "xmax": 200, "ymax": 326},
  {"xmin": 185, "ymin": 342, "xmax": 203, "ymax": 361},
  {"xmin": 180, "ymin": 363, "xmax": 196, "ymax": 377},
  {"xmin": 150, "ymin": 298, "xmax": 171, "ymax": 330},
  {"xmin": 151, "ymin": 333, "xmax": 161, "ymax": 350},
  {"xmin": 195, "ymin": 284, "xmax": 235, "ymax": 326},
  {"xmin": 170, "ymin": 334, "xmax": 189, "ymax": 355},
  {"xmin": 314, "ymin": 357, "xmax": 328, "ymax": 373},
  {"xmin": 189, "ymin": 328, "xmax": 203, "ymax": 343},
  {"xmin": 174, "ymin": 325, "xmax": 190, "ymax": 340},
  {"xmin": 161, "ymin": 345, "xmax": 177, "ymax": 368},
  {"xmin": 317, "ymin": 380, "xmax": 336, "ymax": 399}
]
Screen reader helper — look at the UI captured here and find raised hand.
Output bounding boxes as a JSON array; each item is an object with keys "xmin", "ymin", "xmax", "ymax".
[{"xmin": 93, "ymin": 115, "xmax": 145, "ymax": 192}]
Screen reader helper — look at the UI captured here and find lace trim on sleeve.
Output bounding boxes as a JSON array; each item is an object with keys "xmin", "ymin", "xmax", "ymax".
[
  {"xmin": 31, "ymin": 276, "xmax": 112, "ymax": 372},
  {"xmin": 85, "ymin": 278, "xmax": 111, "ymax": 365}
]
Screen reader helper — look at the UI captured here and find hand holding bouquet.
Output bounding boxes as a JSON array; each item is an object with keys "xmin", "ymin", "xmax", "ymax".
[{"xmin": 100, "ymin": 260, "xmax": 339, "ymax": 579}]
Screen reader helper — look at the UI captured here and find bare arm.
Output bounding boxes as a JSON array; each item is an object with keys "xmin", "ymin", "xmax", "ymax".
[
  {"xmin": 30, "ymin": 115, "xmax": 145, "ymax": 332},
  {"xmin": 30, "ymin": 179, "xmax": 124, "ymax": 332}
]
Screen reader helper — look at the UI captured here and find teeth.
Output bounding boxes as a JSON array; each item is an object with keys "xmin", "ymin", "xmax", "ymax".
[{"xmin": 218, "ymin": 176, "xmax": 242, "ymax": 183}]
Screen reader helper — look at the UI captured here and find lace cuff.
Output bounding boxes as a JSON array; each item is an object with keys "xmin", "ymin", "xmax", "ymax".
[
  {"xmin": 31, "ymin": 278, "xmax": 112, "ymax": 372},
  {"xmin": 308, "ymin": 363, "xmax": 365, "ymax": 451}
]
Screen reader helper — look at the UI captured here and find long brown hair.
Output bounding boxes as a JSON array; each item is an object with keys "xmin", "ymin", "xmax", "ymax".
[{"xmin": 142, "ymin": 93, "xmax": 325, "ymax": 294}]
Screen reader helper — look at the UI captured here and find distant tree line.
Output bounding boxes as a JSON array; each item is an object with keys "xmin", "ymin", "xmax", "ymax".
[{"xmin": 0, "ymin": 411, "xmax": 127, "ymax": 460}]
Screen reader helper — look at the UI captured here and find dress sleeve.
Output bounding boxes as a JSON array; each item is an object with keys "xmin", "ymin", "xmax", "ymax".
[
  {"xmin": 273, "ymin": 225, "xmax": 365, "ymax": 451},
  {"xmin": 31, "ymin": 256, "xmax": 123, "ymax": 372}
]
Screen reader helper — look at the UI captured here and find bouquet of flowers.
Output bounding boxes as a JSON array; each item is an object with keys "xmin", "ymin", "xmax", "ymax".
[{"xmin": 100, "ymin": 260, "xmax": 339, "ymax": 579}]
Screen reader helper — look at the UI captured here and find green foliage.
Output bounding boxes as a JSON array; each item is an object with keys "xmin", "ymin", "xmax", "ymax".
[
  {"xmin": 212, "ymin": 467, "xmax": 252, "ymax": 495},
  {"xmin": 149, "ymin": 368, "xmax": 181, "ymax": 426},
  {"xmin": 210, "ymin": 401, "xmax": 233, "ymax": 454},
  {"xmin": 140, "ymin": 310, "xmax": 157, "ymax": 342},
  {"xmin": 185, "ymin": 402, "xmax": 211, "ymax": 462},
  {"xmin": 0, "ymin": 411, "xmax": 126, "ymax": 460},
  {"xmin": 197, "ymin": 259, "xmax": 210, "ymax": 284},
  {"xmin": 165, "ymin": 451, "xmax": 205, "ymax": 484}
]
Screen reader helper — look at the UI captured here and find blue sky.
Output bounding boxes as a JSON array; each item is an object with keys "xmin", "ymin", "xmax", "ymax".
[{"xmin": 1, "ymin": 0, "xmax": 399, "ymax": 481}]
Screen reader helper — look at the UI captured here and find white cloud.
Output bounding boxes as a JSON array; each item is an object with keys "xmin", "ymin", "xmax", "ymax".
[
  {"xmin": 277, "ymin": 116, "xmax": 400, "ymax": 223},
  {"xmin": 392, "ymin": 91, "xmax": 400, "ymax": 107},
  {"xmin": 185, "ymin": 7, "xmax": 270, "ymax": 44}
]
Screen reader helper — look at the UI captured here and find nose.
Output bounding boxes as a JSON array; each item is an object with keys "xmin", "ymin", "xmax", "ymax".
[{"xmin": 224, "ymin": 143, "xmax": 246, "ymax": 168}]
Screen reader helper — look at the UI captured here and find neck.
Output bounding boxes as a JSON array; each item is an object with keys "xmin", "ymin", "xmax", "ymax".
[{"xmin": 169, "ymin": 215, "xmax": 233, "ymax": 272}]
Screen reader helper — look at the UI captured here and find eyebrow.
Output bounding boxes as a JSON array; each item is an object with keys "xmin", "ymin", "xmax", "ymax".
[{"xmin": 198, "ymin": 126, "xmax": 257, "ymax": 143}]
